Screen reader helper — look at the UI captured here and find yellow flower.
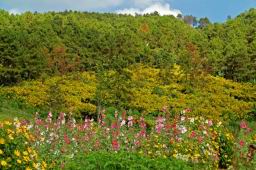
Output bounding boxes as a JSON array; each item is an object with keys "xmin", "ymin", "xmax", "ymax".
[
  {"xmin": 25, "ymin": 167, "xmax": 32, "ymax": 170},
  {"xmin": 8, "ymin": 135, "xmax": 14, "ymax": 140},
  {"xmin": 4, "ymin": 121, "xmax": 11, "ymax": 125},
  {"xmin": 1, "ymin": 160, "xmax": 7, "ymax": 166},
  {"xmin": 23, "ymin": 156, "xmax": 30, "ymax": 162},
  {"xmin": 27, "ymin": 147, "xmax": 33, "ymax": 154},
  {"xmin": 14, "ymin": 150, "xmax": 21, "ymax": 157},
  {"xmin": 42, "ymin": 161, "xmax": 47, "ymax": 168},
  {"xmin": 0, "ymin": 149, "xmax": 3, "ymax": 155},
  {"xmin": 0, "ymin": 138, "xmax": 5, "ymax": 144},
  {"xmin": 23, "ymin": 151, "xmax": 28, "ymax": 156},
  {"xmin": 17, "ymin": 159, "xmax": 22, "ymax": 164},
  {"xmin": 33, "ymin": 162, "xmax": 39, "ymax": 169}
]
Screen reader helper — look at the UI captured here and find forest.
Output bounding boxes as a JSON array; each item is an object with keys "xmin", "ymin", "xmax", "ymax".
[{"xmin": 0, "ymin": 8, "xmax": 256, "ymax": 170}]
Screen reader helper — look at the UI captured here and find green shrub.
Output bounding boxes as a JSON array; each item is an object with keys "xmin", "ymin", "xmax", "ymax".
[{"xmin": 63, "ymin": 151, "xmax": 204, "ymax": 170}]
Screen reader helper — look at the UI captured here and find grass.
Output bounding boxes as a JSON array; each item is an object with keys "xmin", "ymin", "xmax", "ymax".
[
  {"xmin": 63, "ymin": 151, "xmax": 207, "ymax": 170},
  {"xmin": 0, "ymin": 95, "xmax": 34, "ymax": 121}
]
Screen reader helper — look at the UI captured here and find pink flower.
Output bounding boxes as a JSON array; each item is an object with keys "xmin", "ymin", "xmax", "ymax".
[
  {"xmin": 112, "ymin": 139, "xmax": 120, "ymax": 150},
  {"xmin": 111, "ymin": 122, "xmax": 118, "ymax": 129},
  {"xmin": 156, "ymin": 123, "xmax": 164, "ymax": 133},
  {"xmin": 190, "ymin": 131, "xmax": 196, "ymax": 138},
  {"xmin": 47, "ymin": 112, "xmax": 53, "ymax": 123},
  {"xmin": 208, "ymin": 120, "xmax": 213, "ymax": 126},
  {"xmin": 156, "ymin": 116, "xmax": 165, "ymax": 124},
  {"xmin": 139, "ymin": 129, "xmax": 146, "ymax": 137},
  {"xmin": 128, "ymin": 116, "xmax": 133, "ymax": 121},
  {"xmin": 198, "ymin": 136, "xmax": 203, "ymax": 143},
  {"xmin": 83, "ymin": 118, "xmax": 90, "ymax": 129},
  {"xmin": 134, "ymin": 140, "xmax": 140, "ymax": 146},
  {"xmin": 240, "ymin": 121, "xmax": 248, "ymax": 129},
  {"xmin": 155, "ymin": 116, "xmax": 165, "ymax": 133},
  {"xmin": 128, "ymin": 121, "xmax": 133, "ymax": 127},
  {"xmin": 139, "ymin": 117, "xmax": 146, "ymax": 128},
  {"xmin": 35, "ymin": 119, "xmax": 43, "ymax": 126},
  {"xmin": 239, "ymin": 140, "xmax": 245, "ymax": 147}
]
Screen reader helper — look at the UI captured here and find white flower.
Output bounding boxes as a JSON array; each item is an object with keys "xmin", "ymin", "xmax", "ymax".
[
  {"xmin": 190, "ymin": 118, "xmax": 195, "ymax": 123},
  {"xmin": 179, "ymin": 125, "xmax": 187, "ymax": 134},
  {"xmin": 120, "ymin": 120, "xmax": 126, "ymax": 127},
  {"xmin": 27, "ymin": 124, "xmax": 33, "ymax": 129},
  {"xmin": 181, "ymin": 116, "xmax": 185, "ymax": 121}
]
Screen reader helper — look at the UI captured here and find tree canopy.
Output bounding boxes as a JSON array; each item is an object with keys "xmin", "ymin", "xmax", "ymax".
[{"xmin": 0, "ymin": 8, "xmax": 255, "ymax": 85}]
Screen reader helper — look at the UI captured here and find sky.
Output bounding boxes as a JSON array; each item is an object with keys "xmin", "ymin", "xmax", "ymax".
[{"xmin": 0, "ymin": 0, "xmax": 255, "ymax": 22}]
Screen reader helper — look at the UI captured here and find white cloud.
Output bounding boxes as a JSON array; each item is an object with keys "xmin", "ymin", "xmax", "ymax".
[
  {"xmin": 116, "ymin": 3, "xmax": 182, "ymax": 16},
  {"xmin": 131, "ymin": 0, "xmax": 165, "ymax": 8},
  {"xmin": 8, "ymin": 9, "xmax": 21, "ymax": 15}
]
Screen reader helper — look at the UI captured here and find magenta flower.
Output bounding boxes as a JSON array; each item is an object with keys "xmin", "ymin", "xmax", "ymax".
[
  {"xmin": 239, "ymin": 140, "xmax": 245, "ymax": 147},
  {"xmin": 240, "ymin": 121, "xmax": 248, "ymax": 129},
  {"xmin": 112, "ymin": 139, "xmax": 120, "ymax": 150},
  {"xmin": 111, "ymin": 122, "xmax": 118, "ymax": 129},
  {"xmin": 190, "ymin": 131, "xmax": 196, "ymax": 138}
]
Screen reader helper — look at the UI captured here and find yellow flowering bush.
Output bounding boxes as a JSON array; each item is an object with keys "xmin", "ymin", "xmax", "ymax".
[
  {"xmin": 1, "ymin": 65, "xmax": 255, "ymax": 119},
  {"xmin": 0, "ymin": 119, "xmax": 46, "ymax": 170},
  {"xmin": 128, "ymin": 65, "xmax": 255, "ymax": 120},
  {"xmin": 2, "ymin": 72, "xmax": 97, "ymax": 116}
]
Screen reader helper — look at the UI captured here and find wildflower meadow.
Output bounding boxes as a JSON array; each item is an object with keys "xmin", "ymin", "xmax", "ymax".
[{"xmin": 1, "ymin": 108, "xmax": 255, "ymax": 169}]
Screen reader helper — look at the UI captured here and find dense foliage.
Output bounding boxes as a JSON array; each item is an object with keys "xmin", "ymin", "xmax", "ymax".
[
  {"xmin": 1, "ymin": 66, "xmax": 255, "ymax": 120},
  {"xmin": 0, "ymin": 8, "xmax": 255, "ymax": 85},
  {"xmin": 202, "ymin": 8, "xmax": 256, "ymax": 82}
]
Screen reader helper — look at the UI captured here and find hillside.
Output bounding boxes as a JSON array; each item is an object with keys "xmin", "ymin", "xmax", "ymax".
[{"xmin": 0, "ymin": 8, "xmax": 256, "ymax": 170}]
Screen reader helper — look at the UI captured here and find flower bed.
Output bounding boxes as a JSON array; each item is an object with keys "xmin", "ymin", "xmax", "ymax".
[{"xmin": 1, "ymin": 109, "xmax": 255, "ymax": 169}]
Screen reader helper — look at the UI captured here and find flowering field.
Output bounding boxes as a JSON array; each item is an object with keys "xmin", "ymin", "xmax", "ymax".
[{"xmin": 0, "ymin": 108, "xmax": 255, "ymax": 169}]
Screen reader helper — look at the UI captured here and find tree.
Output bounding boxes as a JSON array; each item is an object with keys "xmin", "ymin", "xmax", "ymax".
[
  {"xmin": 199, "ymin": 17, "xmax": 210, "ymax": 28},
  {"xmin": 177, "ymin": 14, "xmax": 183, "ymax": 20},
  {"xmin": 183, "ymin": 15, "xmax": 194, "ymax": 26}
]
